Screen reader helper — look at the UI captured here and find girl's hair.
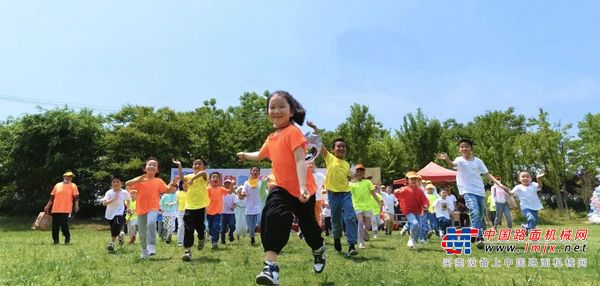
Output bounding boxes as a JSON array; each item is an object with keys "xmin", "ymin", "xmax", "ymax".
[
  {"xmin": 331, "ymin": 138, "xmax": 347, "ymax": 149},
  {"xmin": 144, "ymin": 157, "xmax": 160, "ymax": 176},
  {"xmin": 518, "ymin": 170, "xmax": 532, "ymax": 177},
  {"xmin": 194, "ymin": 157, "xmax": 207, "ymax": 166},
  {"xmin": 267, "ymin": 90, "xmax": 306, "ymax": 126},
  {"xmin": 209, "ymin": 172, "xmax": 221, "ymax": 179},
  {"xmin": 251, "ymin": 166, "xmax": 261, "ymax": 172},
  {"xmin": 111, "ymin": 176, "xmax": 121, "ymax": 182}
]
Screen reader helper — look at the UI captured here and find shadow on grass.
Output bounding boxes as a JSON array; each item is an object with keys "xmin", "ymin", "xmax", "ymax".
[
  {"xmin": 318, "ymin": 282, "xmax": 336, "ymax": 286},
  {"xmin": 340, "ymin": 254, "xmax": 388, "ymax": 263}
]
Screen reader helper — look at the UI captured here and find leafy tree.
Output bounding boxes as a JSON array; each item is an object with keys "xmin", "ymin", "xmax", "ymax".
[{"xmin": 397, "ymin": 109, "xmax": 443, "ymax": 170}]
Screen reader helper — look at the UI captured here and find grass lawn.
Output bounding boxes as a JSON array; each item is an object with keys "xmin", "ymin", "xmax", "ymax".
[{"xmin": 0, "ymin": 215, "xmax": 598, "ymax": 286}]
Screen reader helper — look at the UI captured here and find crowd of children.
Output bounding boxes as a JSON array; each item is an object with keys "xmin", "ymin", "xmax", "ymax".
[{"xmin": 43, "ymin": 91, "xmax": 549, "ymax": 286}]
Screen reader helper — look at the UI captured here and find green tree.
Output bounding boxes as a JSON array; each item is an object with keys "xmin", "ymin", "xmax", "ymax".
[
  {"xmin": 335, "ymin": 104, "xmax": 386, "ymax": 166},
  {"xmin": 397, "ymin": 109, "xmax": 443, "ymax": 170},
  {"xmin": 0, "ymin": 108, "xmax": 106, "ymax": 215}
]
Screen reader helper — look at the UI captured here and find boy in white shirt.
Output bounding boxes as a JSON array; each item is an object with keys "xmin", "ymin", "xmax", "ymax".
[
  {"xmin": 433, "ymin": 189, "xmax": 455, "ymax": 236},
  {"xmin": 438, "ymin": 138, "xmax": 508, "ymax": 249},
  {"xmin": 381, "ymin": 186, "xmax": 398, "ymax": 235},
  {"xmin": 510, "ymin": 171, "xmax": 544, "ymax": 232},
  {"xmin": 100, "ymin": 177, "xmax": 131, "ymax": 252}
]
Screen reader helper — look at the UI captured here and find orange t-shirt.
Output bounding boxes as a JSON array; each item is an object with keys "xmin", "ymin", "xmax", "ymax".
[
  {"xmin": 131, "ymin": 177, "xmax": 168, "ymax": 215},
  {"xmin": 50, "ymin": 182, "xmax": 79, "ymax": 213},
  {"xmin": 258, "ymin": 124, "xmax": 316, "ymax": 198},
  {"xmin": 206, "ymin": 186, "xmax": 229, "ymax": 215}
]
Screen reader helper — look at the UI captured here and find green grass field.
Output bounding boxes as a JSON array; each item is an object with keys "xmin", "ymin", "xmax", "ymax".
[{"xmin": 0, "ymin": 215, "xmax": 598, "ymax": 286}]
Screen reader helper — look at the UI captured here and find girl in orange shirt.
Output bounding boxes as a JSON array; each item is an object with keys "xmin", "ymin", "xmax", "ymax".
[
  {"xmin": 125, "ymin": 157, "xmax": 178, "ymax": 259},
  {"xmin": 237, "ymin": 91, "xmax": 326, "ymax": 285}
]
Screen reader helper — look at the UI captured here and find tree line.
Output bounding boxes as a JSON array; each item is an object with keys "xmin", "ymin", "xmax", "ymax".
[{"xmin": 0, "ymin": 91, "xmax": 598, "ymax": 216}]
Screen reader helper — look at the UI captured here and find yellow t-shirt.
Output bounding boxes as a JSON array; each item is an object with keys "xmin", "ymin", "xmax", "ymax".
[
  {"xmin": 427, "ymin": 193, "xmax": 437, "ymax": 213},
  {"xmin": 324, "ymin": 150, "xmax": 350, "ymax": 192},
  {"xmin": 184, "ymin": 173, "xmax": 209, "ymax": 210},
  {"xmin": 176, "ymin": 190, "xmax": 187, "ymax": 211}
]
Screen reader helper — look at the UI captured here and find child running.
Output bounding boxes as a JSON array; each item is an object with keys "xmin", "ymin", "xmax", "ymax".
[
  {"xmin": 307, "ymin": 121, "xmax": 359, "ymax": 256},
  {"xmin": 381, "ymin": 186, "xmax": 398, "ymax": 235},
  {"xmin": 100, "ymin": 176, "xmax": 130, "ymax": 252},
  {"xmin": 125, "ymin": 158, "xmax": 178, "ymax": 259},
  {"xmin": 221, "ymin": 178, "xmax": 239, "ymax": 244},
  {"xmin": 433, "ymin": 189, "xmax": 454, "ymax": 236},
  {"xmin": 237, "ymin": 90, "xmax": 326, "ymax": 285},
  {"xmin": 395, "ymin": 171, "xmax": 429, "ymax": 249},
  {"xmin": 126, "ymin": 189, "xmax": 138, "ymax": 244},
  {"xmin": 159, "ymin": 184, "xmax": 178, "ymax": 244},
  {"xmin": 509, "ymin": 171, "xmax": 544, "ymax": 233},
  {"xmin": 174, "ymin": 158, "xmax": 209, "ymax": 261},
  {"xmin": 241, "ymin": 167, "xmax": 263, "ymax": 246},
  {"xmin": 349, "ymin": 164, "xmax": 382, "ymax": 248},
  {"xmin": 437, "ymin": 138, "xmax": 509, "ymax": 249},
  {"xmin": 206, "ymin": 172, "xmax": 230, "ymax": 249}
]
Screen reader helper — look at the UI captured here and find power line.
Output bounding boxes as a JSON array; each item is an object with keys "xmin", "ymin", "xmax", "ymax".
[{"xmin": 0, "ymin": 94, "xmax": 119, "ymax": 112}]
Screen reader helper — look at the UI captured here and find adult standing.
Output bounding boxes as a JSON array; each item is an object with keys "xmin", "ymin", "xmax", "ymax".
[{"xmin": 44, "ymin": 171, "xmax": 79, "ymax": 244}]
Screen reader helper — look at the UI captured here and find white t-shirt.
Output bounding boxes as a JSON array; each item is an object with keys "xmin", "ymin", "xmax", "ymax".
[
  {"xmin": 222, "ymin": 193, "xmax": 239, "ymax": 214},
  {"xmin": 492, "ymin": 184, "xmax": 507, "ymax": 203},
  {"xmin": 446, "ymin": 194, "xmax": 457, "ymax": 208},
  {"xmin": 433, "ymin": 197, "xmax": 455, "ymax": 219},
  {"xmin": 512, "ymin": 182, "xmax": 543, "ymax": 211},
  {"xmin": 313, "ymin": 172, "xmax": 326, "ymax": 201},
  {"xmin": 243, "ymin": 180, "xmax": 262, "ymax": 215},
  {"xmin": 453, "ymin": 156, "xmax": 489, "ymax": 197},
  {"xmin": 103, "ymin": 189, "xmax": 130, "ymax": 220},
  {"xmin": 381, "ymin": 192, "xmax": 398, "ymax": 214}
]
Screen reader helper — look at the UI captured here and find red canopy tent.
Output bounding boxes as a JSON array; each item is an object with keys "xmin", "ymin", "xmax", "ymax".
[{"xmin": 393, "ymin": 162, "xmax": 457, "ymax": 186}]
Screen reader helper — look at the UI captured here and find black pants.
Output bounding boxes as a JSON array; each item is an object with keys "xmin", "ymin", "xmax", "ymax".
[
  {"xmin": 183, "ymin": 208, "xmax": 206, "ymax": 248},
  {"xmin": 52, "ymin": 213, "xmax": 70, "ymax": 243},
  {"xmin": 261, "ymin": 187, "xmax": 324, "ymax": 254},
  {"xmin": 108, "ymin": 215, "xmax": 125, "ymax": 237},
  {"xmin": 324, "ymin": 216, "xmax": 332, "ymax": 236}
]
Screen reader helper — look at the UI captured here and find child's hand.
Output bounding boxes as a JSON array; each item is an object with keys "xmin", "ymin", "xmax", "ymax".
[
  {"xmin": 299, "ymin": 187, "xmax": 310, "ymax": 203},
  {"xmin": 537, "ymin": 172, "xmax": 545, "ymax": 179},
  {"xmin": 436, "ymin": 152, "xmax": 449, "ymax": 161},
  {"xmin": 236, "ymin": 152, "xmax": 246, "ymax": 161},
  {"xmin": 172, "ymin": 159, "xmax": 182, "ymax": 166},
  {"xmin": 306, "ymin": 121, "xmax": 319, "ymax": 132}
]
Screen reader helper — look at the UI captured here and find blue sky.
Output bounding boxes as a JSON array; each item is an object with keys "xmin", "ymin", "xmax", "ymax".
[{"xmin": 1, "ymin": 1, "xmax": 599, "ymax": 133}]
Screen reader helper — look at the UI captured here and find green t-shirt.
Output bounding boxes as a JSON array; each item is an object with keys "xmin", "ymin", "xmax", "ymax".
[
  {"xmin": 487, "ymin": 194, "xmax": 496, "ymax": 211},
  {"xmin": 350, "ymin": 179, "xmax": 376, "ymax": 211}
]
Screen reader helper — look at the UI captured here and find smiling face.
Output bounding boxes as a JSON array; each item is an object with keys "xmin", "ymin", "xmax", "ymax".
[
  {"xmin": 210, "ymin": 173, "xmax": 220, "ymax": 187},
  {"xmin": 250, "ymin": 167, "xmax": 260, "ymax": 178},
  {"xmin": 332, "ymin": 140, "xmax": 347, "ymax": 158},
  {"xmin": 193, "ymin": 159, "xmax": 205, "ymax": 172},
  {"xmin": 459, "ymin": 142, "xmax": 473, "ymax": 158},
  {"xmin": 519, "ymin": 171, "xmax": 532, "ymax": 186},
  {"xmin": 145, "ymin": 160, "xmax": 159, "ymax": 177},
  {"xmin": 267, "ymin": 94, "xmax": 292, "ymax": 129},
  {"xmin": 408, "ymin": 177, "xmax": 418, "ymax": 187},
  {"xmin": 355, "ymin": 168, "xmax": 365, "ymax": 180}
]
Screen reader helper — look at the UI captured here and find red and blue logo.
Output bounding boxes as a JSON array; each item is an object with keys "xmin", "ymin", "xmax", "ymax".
[{"xmin": 441, "ymin": 227, "xmax": 479, "ymax": 255}]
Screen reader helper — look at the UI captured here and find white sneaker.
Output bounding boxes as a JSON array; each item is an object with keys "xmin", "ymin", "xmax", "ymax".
[
  {"xmin": 147, "ymin": 244, "xmax": 156, "ymax": 256},
  {"xmin": 400, "ymin": 227, "xmax": 408, "ymax": 236},
  {"xmin": 140, "ymin": 248, "xmax": 150, "ymax": 259},
  {"xmin": 358, "ymin": 243, "xmax": 366, "ymax": 249},
  {"xmin": 118, "ymin": 232, "xmax": 125, "ymax": 245},
  {"xmin": 418, "ymin": 239, "xmax": 427, "ymax": 244},
  {"xmin": 439, "ymin": 230, "xmax": 444, "ymax": 237},
  {"xmin": 256, "ymin": 262, "xmax": 279, "ymax": 285},
  {"xmin": 407, "ymin": 238, "xmax": 415, "ymax": 249},
  {"xmin": 373, "ymin": 234, "xmax": 378, "ymax": 239}
]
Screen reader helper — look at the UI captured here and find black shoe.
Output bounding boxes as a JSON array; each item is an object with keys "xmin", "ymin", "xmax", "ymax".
[
  {"xmin": 182, "ymin": 250, "xmax": 192, "ymax": 262},
  {"xmin": 348, "ymin": 244, "xmax": 358, "ymax": 256},
  {"xmin": 64, "ymin": 238, "xmax": 70, "ymax": 244},
  {"xmin": 476, "ymin": 238, "xmax": 484, "ymax": 250},
  {"xmin": 53, "ymin": 241, "xmax": 59, "ymax": 245},
  {"xmin": 251, "ymin": 237, "xmax": 256, "ymax": 246},
  {"xmin": 221, "ymin": 234, "xmax": 226, "ymax": 244},
  {"xmin": 312, "ymin": 245, "xmax": 326, "ymax": 273},
  {"xmin": 334, "ymin": 239, "xmax": 342, "ymax": 252},
  {"xmin": 229, "ymin": 235, "xmax": 234, "ymax": 242},
  {"xmin": 198, "ymin": 238, "xmax": 205, "ymax": 250},
  {"xmin": 256, "ymin": 262, "xmax": 279, "ymax": 285}
]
